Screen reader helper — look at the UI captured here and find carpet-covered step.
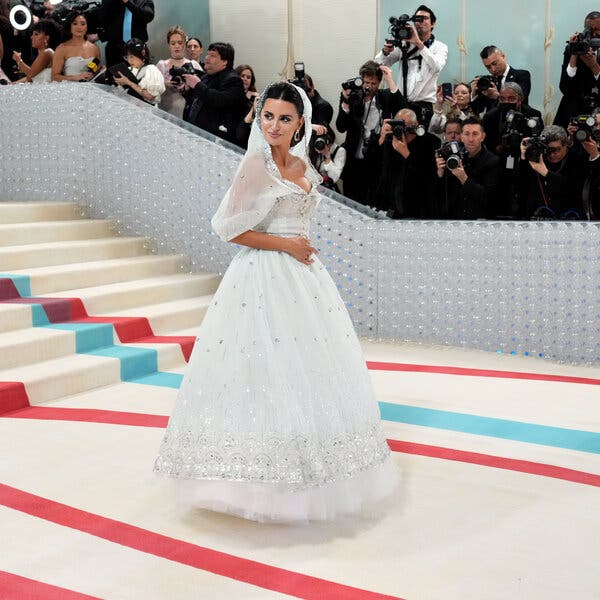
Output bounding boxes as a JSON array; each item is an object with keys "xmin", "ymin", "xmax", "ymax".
[
  {"xmin": 0, "ymin": 353, "xmax": 122, "ymax": 406},
  {"xmin": 0, "ymin": 219, "xmax": 115, "ymax": 247},
  {"xmin": 0, "ymin": 201, "xmax": 82, "ymax": 223},
  {"xmin": 0, "ymin": 237, "xmax": 150, "ymax": 271},
  {"xmin": 47, "ymin": 273, "xmax": 220, "ymax": 314},
  {"xmin": 98, "ymin": 296, "xmax": 213, "ymax": 335},
  {"xmin": 0, "ymin": 340, "xmax": 187, "ymax": 407},
  {"xmin": 4, "ymin": 255, "xmax": 188, "ymax": 294},
  {"xmin": 0, "ymin": 303, "xmax": 34, "ymax": 335}
]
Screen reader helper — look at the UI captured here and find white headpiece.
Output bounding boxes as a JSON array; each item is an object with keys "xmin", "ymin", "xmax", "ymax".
[{"xmin": 211, "ymin": 82, "xmax": 321, "ymax": 241}]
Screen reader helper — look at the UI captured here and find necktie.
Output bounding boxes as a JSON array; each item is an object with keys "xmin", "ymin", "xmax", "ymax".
[{"xmin": 122, "ymin": 7, "xmax": 132, "ymax": 42}]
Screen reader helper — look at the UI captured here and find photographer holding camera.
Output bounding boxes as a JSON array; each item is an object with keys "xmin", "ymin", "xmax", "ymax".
[
  {"xmin": 156, "ymin": 26, "xmax": 203, "ymax": 119},
  {"xmin": 308, "ymin": 125, "xmax": 346, "ymax": 193},
  {"xmin": 373, "ymin": 108, "xmax": 439, "ymax": 217},
  {"xmin": 181, "ymin": 42, "xmax": 246, "ymax": 144},
  {"xmin": 435, "ymin": 116, "xmax": 500, "ymax": 219},
  {"xmin": 554, "ymin": 11, "xmax": 600, "ymax": 128},
  {"xmin": 375, "ymin": 5, "xmax": 447, "ymax": 128},
  {"xmin": 471, "ymin": 46, "xmax": 531, "ymax": 114},
  {"xmin": 519, "ymin": 125, "xmax": 586, "ymax": 219},
  {"xmin": 336, "ymin": 60, "xmax": 406, "ymax": 205}
]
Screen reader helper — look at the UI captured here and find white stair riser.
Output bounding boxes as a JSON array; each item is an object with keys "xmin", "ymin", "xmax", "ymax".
[
  {"xmin": 0, "ymin": 305, "xmax": 33, "ymax": 334},
  {"xmin": 27, "ymin": 256, "xmax": 187, "ymax": 294},
  {"xmin": 0, "ymin": 202, "xmax": 81, "ymax": 223},
  {"xmin": 0, "ymin": 238, "xmax": 149, "ymax": 270},
  {"xmin": 0, "ymin": 221, "xmax": 114, "ymax": 247},
  {"xmin": 0, "ymin": 330, "xmax": 76, "ymax": 370}
]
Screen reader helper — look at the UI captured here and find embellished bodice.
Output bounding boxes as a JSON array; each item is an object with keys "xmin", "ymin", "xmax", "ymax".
[{"xmin": 253, "ymin": 189, "xmax": 319, "ymax": 237}]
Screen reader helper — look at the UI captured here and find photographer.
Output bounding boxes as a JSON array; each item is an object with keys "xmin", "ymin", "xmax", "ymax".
[
  {"xmin": 87, "ymin": 0, "xmax": 154, "ymax": 68},
  {"xmin": 113, "ymin": 38, "xmax": 164, "ymax": 104},
  {"xmin": 309, "ymin": 126, "xmax": 346, "ymax": 193},
  {"xmin": 156, "ymin": 26, "xmax": 203, "ymax": 119},
  {"xmin": 181, "ymin": 42, "xmax": 246, "ymax": 144},
  {"xmin": 442, "ymin": 118, "xmax": 463, "ymax": 143},
  {"xmin": 304, "ymin": 73, "xmax": 333, "ymax": 127},
  {"xmin": 471, "ymin": 45, "xmax": 531, "ymax": 114},
  {"xmin": 482, "ymin": 83, "xmax": 542, "ymax": 155},
  {"xmin": 554, "ymin": 12, "xmax": 600, "ymax": 128},
  {"xmin": 519, "ymin": 125, "xmax": 586, "ymax": 219},
  {"xmin": 429, "ymin": 82, "xmax": 475, "ymax": 137},
  {"xmin": 336, "ymin": 60, "xmax": 406, "ymax": 205},
  {"xmin": 375, "ymin": 5, "xmax": 447, "ymax": 127},
  {"xmin": 374, "ymin": 108, "xmax": 439, "ymax": 217},
  {"xmin": 435, "ymin": 117, "xmax": 500, "ymax": 219}
]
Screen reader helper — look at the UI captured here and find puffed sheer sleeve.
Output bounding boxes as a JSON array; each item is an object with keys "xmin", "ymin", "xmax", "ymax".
[{"xmin": 211, "ymin": 153, "xmax": 284, "ymax": 241}]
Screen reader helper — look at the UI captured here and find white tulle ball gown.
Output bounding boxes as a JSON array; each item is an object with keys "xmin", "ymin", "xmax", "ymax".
[{"xmin": 153, "ymin": 84, "xmax": 397, "ymax": 523}]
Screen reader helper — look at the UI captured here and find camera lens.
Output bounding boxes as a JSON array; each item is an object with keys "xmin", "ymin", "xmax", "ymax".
[{"xmin": 446, "ymin": 155, "xmax": 460, "ymax": 170}]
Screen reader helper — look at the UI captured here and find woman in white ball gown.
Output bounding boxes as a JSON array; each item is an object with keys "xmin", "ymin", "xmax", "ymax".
[{"xmin": 154, "ymin": 81, "xmax": 397, "ymax": 522}]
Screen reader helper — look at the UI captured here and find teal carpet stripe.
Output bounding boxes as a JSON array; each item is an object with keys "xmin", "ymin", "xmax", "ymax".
[
  {"xmin": 129, "ymin": 372, "xmax": 184, "ymax": 388},
  {"xmin": 379, "ymin": 402, "xmax": 600, "ymax": 455},
  {"xmin": 31, "ymin": 304, "xmax": 50, "ymax": 326},
  {"xmin": 45, "ymin": 322, "xmax": 115, "ymax": 353},
  {"xmin": 0, "ymin": 273, "xmax": 31, "ymax": 297}
]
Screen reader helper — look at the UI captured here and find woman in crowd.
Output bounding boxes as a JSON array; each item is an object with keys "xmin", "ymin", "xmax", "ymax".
[
  {"xmin": 13, "ymin": 19, "xmax": 60, "ymax": 83},
  {"xmin": 113, "ymin": 38, "xmax": 165, "ymax": 105},
  {"xmin": 156, "ymin": 25, "xmax": 202, "ymax": 119},
  {"xmin": 308, "ymin": 125, "xmax": 346, "ymax": 192},
  {"xmin": 429, "ymin": 82, "xmax": 475, "ymax": 137},
  {"xmin": 154, "ymin": 81, "xmax": 396, "ymax": 522},
  {"xmin": 186, "ymin": 36, "xmax": 203, "ymax": 67},
  {"xmin": 234, "ymin": 63, "xmax": 259, "ymax": 148},
  {"xmin": 51, "ymin": 11, "xmax": 100, "ymax": 82}
]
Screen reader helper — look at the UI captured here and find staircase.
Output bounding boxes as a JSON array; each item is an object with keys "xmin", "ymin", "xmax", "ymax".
[{"xmin": 0, "ymin": 202, "xmax": 220, "ymax": 413}]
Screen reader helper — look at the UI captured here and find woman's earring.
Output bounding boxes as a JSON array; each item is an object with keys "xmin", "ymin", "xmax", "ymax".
[{"xmin": 294, "ymin": 129, "xmax": 301, "ymax": 142}]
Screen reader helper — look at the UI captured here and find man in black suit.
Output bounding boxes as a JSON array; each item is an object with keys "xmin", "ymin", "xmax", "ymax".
[
  {"xmin": 182, "ymin": 42, "xmax": 246, "ymax": 145},
  {"xmin": 336, "ymin": 60, "xmax": 407, "ymax": 205},
  {"xmin": 482, "ymin": 82, "xmax": 542, "ymax": 217},
  {"xmin": 89, "ymin": 0, "xmax": 154, "ymax": 67},
  {"xmin": 472, "ymin": 45, "xmax": 531, "ymax": 114},
  {"xmin": 554, "ymin": 11, "xmax": 600, "ymax": 128},
  {"xmin": 435, "ymin": 117, "xmax": 500, "ymax": 219},
  {"xmin": 304, "ymin": 74, "xmax": 333, "ymax": 126}
]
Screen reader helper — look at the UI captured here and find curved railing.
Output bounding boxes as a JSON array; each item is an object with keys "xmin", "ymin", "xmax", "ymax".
[{"xmin": 1, "ymin": 83, "xmax": 599, "ymax": 365}]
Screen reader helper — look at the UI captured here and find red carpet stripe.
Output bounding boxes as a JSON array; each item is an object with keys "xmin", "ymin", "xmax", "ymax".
[
  {"xmin": 0, "ymin": 382, "xmax": 30, "ymax": 416},
  {"xmin": 389, "ymin": 440, "xmax": 600, "ymax": 488},
  {"xmin": 0, "ymin": 570, "xmax": 101, "ymax": 600},
  {"xmin": 0, "ymin": 484, "xmax": 403, "ymax": 600},
  {"xmin": 367, "ymin": 361, "xmax": 600, "ymax": 386},
  {"xmin": 4, "ymin": 406, "xmax": 600, "ymax": 489}
]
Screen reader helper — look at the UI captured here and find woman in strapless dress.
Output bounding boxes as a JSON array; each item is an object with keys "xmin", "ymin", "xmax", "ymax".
[
  {"xmin": 13, "ymin": 19, "xmax": 60, "ymax": 84},
  {"xmin": 51, "ymin": 11, "xmax": 100, "ymax": 83}
]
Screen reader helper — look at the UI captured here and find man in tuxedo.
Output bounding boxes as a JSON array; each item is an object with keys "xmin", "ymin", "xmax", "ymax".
[
  {"xmin": 182, "ymin": 42, "xmax": 246, "ymax": 144},
  {"xmin": 90, "ymin": 0, "xmax": 155, "ymax": 67},
  {"xmin": 554, "ymin": 11, "xmax": 600, "ymax": 128},
  {"xmin": 472, "ymin": 45, "xmax": 531, "ymax": 114}
]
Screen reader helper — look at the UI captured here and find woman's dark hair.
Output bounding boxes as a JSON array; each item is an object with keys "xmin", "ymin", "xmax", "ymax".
[
  {"xmin": 454, "ymin": 81, "xmax": 472, "ymax": 94},
  {"xmin": 33, "ymin": 18, "xmax": 61, "ymax": 50},
  {"xmin": 262, "ymin": 82, "xmax": 305, "ymax": 144},
  {"xmin": 187, "ymin": 36, "xmax": 203, "ymax": 48},
  {"xmin": 124, "ymin": 38, "xmax": 150, "ymax": 65},
  {"xmin": 63, "ymin": 11, "xmax": 87, "ymax": 41},
  {"xmin": 235, "ymin": 64, "xmax": 256, "ymax": 92}
]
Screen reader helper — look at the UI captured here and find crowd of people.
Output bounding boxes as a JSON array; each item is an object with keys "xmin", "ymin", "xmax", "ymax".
[{"xmin": 1, "ymin": 1, "xmax": 599, "ymax": 220}]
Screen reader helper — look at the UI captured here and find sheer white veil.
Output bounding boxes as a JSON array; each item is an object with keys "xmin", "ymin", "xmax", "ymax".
[{"xmin": 211, "ymin": 82, "xmax": 322, "ymax": 241}]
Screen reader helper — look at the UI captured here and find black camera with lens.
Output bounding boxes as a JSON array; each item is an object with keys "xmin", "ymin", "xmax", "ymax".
[
  {"xmin": 169, "ymin": 61, "xmax": 200, "ymax": 85},
  {"xmin": 437, "ymin": 141, "xmax": 466, "ymax": 170},
  {"xmin": 570, "ymin": 115, "xmax": 600, "ymax": 143},
  {"xmin": 312, "ymin": 135, "xmax": 329, "ymax": 152},
  {"xmin": 501, "ymin": 109, "xmax": 542, "ymax": 154},
  {"xmin": 388, "ymin": 14, "xmax": 421, "ymax": 45},
  {"xmin": 387, "ymin": 119, "xmax": 425, "ymax": 140},
  {"xmin": 341, "ymin": 76, "xmax": 365, "ymax": 109},
  {"xmin": 288, "ymin": 61, "xmax": 308, "ymax": 92},
  {"xmin": 476, "ymin": 75, "xmax": 494, "ymax": 92},
  {"xmin": 569, "ymin": 27, "xmax": 600, "ymax": 55},
  {"xmin": 523, "ymin": 135, "xmax": 549, "ymax": 162}
]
